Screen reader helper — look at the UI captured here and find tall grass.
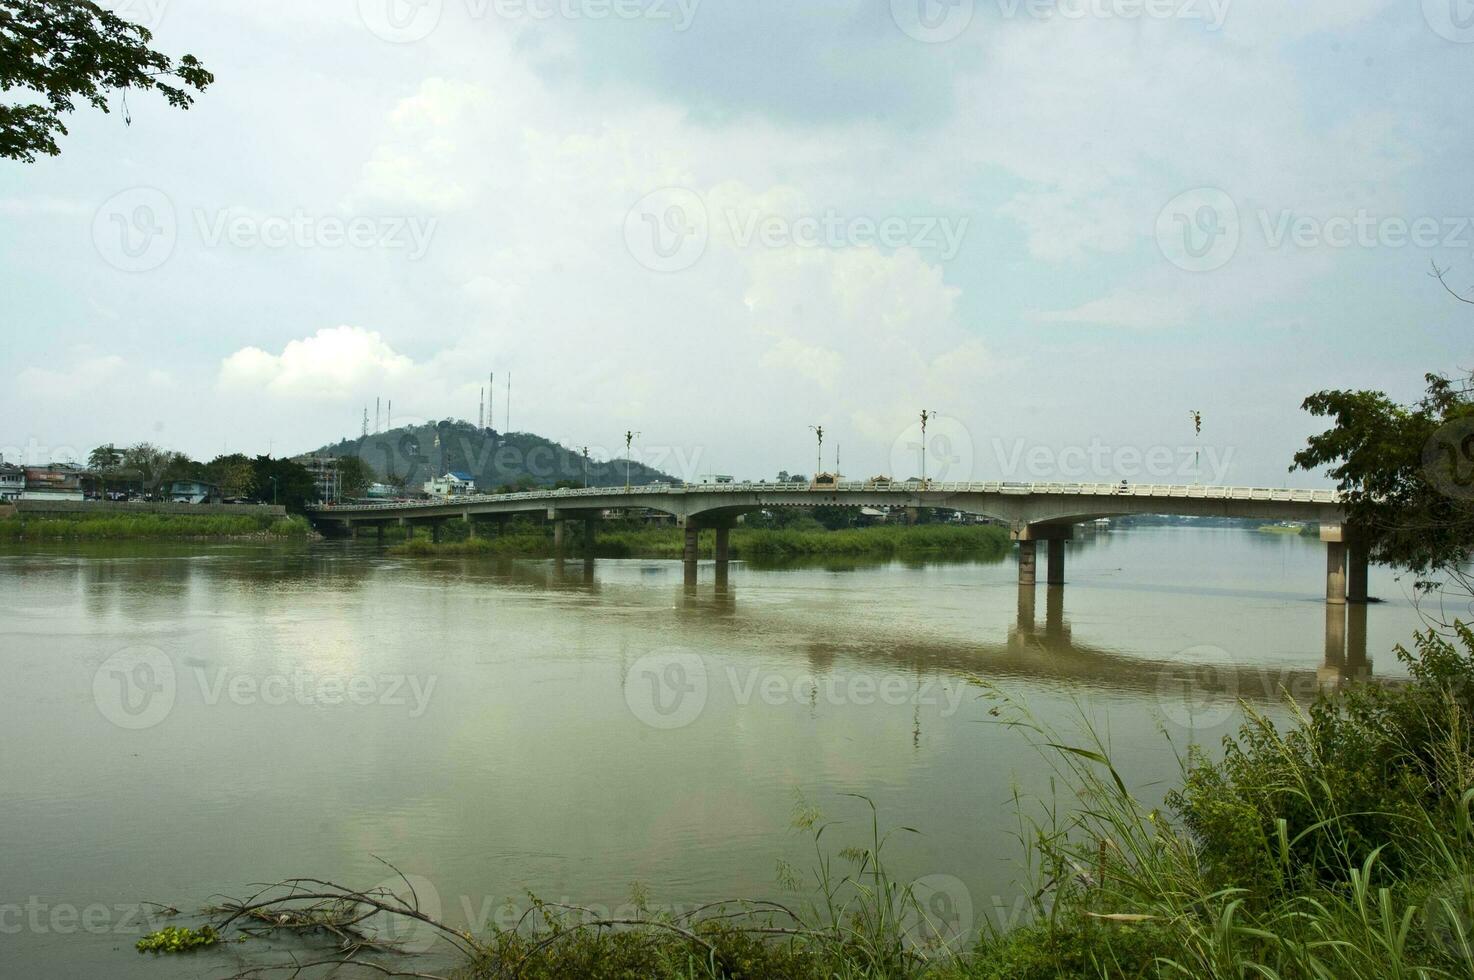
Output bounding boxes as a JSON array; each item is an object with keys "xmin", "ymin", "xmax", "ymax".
[
  {"xmin": 391, "ymin": 524, "xmax": 1011, "ymax": 562},
  {"xmin": 0, "ymin": 513, "xmax": 312, "ymax": 540}
]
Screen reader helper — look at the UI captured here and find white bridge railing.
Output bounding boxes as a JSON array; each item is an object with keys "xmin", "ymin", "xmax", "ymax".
[{"xmin": 308, "ymin": 481, "xmax": 1340, "ymax": 514}]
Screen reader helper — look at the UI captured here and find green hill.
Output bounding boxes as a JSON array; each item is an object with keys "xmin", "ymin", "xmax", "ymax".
[{"xmin": 311, "ymin": 421, "xmax": 677, "ymax": 493}]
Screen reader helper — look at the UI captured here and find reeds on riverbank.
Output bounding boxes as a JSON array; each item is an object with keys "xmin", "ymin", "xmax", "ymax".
[
  {"xmin": 390, "ymin": 523, "xmax": 1012, "ymax": 562},
  {"xmin": 0, "ymin": 513, "xmax": 312, "ymax": 540}
]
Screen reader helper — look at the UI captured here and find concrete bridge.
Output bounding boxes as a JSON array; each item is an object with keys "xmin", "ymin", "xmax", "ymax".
[{"xmin": 307, "ymin": 480, "xmax": 1367, "ymax": 604}]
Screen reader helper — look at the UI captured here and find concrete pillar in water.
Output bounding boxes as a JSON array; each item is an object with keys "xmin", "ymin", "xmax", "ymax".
[
  {"xmin": 1347, "ymin": 543, "xmax": 1369, "ymax": 604},
  {"xmin": 683, "ymin": 524, "xmax": 700, "ymax": 566},
  {"xmin": 553, "ymin": 519, "xmax": 564, "ymax": 553},
  {"xmin": 404, "ymin": 521, "xmax": 414, "ymax": 540},
  {"xmin": 1047, "ymin": 538, "xmax": 1065, "ymax": 586},
  {"xmin": 431, "ymin": 522, "xmax": 442, "ymax": 544},
  {"xmin": 584, "ymin": 516, "xmax": 596, "ymax": 557},
  {"xmin": 714, "ymin": 526, "xmax": 731, "ymax": 566},
  {"xmin": 1016, "ymin": 539, "xmax": 1037, "ymax": 586},
  {"xmin": 376, "ymin": 523, "xmax": 384, "ymax": 543}
]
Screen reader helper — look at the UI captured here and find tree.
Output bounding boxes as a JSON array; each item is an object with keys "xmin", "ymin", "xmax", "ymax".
[
  {"xmin": 1291, "ymin": 371, "xmax": 1474, "ymax": 595},
  {"xmin": 205, "ymin": 453, "xmax": 256, "ymax": 500},
  {"xmin": 250, "ymin": 456, "xmax": 318, "ymax": 513},
  {"xmin": 121, "ymin": 441, "xmax": 186, "ymax": 491},
  {"xmin": 1, "ymin": 1, "xmax": 212, "ymax": 162},
  {"xmin": 87, "ymin": 443, "xmax": 121, "ymax": 471},
  {"xmin": 335, "ymin": 455, "xmax": 376, "ymax": 500}
]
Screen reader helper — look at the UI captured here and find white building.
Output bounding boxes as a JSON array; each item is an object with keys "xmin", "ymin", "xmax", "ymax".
[
  {"xmin": 423, "ymin": 471, "xmax": 476, "ymax": 497},
  {"xmin": 0, "ymin": 463, "xmax": 23, "ymax": 502}
]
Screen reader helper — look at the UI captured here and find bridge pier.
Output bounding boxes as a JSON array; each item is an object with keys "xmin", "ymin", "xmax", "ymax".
[
  {"xmin": 1320, "ymin": 525, "xmax": 1369, "ymax": 604},
  {"xmin": 431, "ymin": 521, "xmax": 442, "ymax": 544},
  {"xmin": 377, "ymin": 523, "xmax": 384, "ymax": 544},
  {"xmin": 584, "ymin": 517, "xmax": 597, "ymax": 557},
  {"xmin": 553, "ymin": 518, "xmax": 564, "ymax": 554},
  {"xmin": 1016, "ymin": 540, "xmax": 1037, "ymax": 586},
  {"xmin": 1012, "ymin": 524, "xmax": 1072, "ymax": 587},
  {"xmin": 714, "ymin": 526, "xmax": 730, "ymax": 567}
]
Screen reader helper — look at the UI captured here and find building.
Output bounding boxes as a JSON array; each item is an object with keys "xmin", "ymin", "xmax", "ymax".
[
  {"xmin": 168, "ymin": 480, "xmax": 222, "ymax": 504},
  {"xmin": 292, "ymin": 455, "xmax": 342, "ymax": 504},
  {"xmin": 0, "ymin": 462, "xmax": 23, "ymax": 502},
  {"xmin": 21, "ymin": 466, "xmax": 84, "ymax": 502},
  {"xmin": 365, "ymin": 482, "xmax": 399, "ymax": 500},
  {"xmin": 423, "ymin": 471, "xmax": 476, "ymax": 497}
]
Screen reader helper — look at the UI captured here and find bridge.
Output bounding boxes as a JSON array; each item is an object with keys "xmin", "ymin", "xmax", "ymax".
[{"xmin": 307, "ymin": 480, "xmax": 1369, "ymax": 604}]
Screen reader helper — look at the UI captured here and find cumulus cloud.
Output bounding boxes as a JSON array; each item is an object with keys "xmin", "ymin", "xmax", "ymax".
[{"xmin": 218, "ymin": 326, "xmax": 420, "ymax": 400}]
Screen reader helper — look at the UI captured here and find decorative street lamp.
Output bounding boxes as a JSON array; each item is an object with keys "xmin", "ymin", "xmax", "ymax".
[
  {"xmin": 808, "ymin": 424, "xmax": 824, "ymax": 477},
  {"xmin": 919, "ymin": 410, "xmax": 935, "ymax": 485},
  {"xmin": 1188, "ymin": 410, "xmax": 1203, "ymax": 482},
  {"xmin": 624, "ymin": 431, "xmax": 641, "ymax": 490}
]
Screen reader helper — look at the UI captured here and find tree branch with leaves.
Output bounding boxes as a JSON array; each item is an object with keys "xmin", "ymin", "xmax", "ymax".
[{"xmin": 0, "ymin": 0, "xmax": 212, "ymax": 162}]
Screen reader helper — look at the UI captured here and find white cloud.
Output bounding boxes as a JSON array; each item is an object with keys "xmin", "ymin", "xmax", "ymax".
[{"xmin": 218, "ymin": 326, "xmax": 419, "ymax": 400}]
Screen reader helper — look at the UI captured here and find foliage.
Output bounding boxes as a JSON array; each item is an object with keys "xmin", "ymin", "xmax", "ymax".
[
  {"xmin": 1292, "ymin": 372, "xmax": 1474, "ymax": 591},
  {"xmin": 0, "ymin": 0, "xmax": 212, "ymax": 162},
  {"xmin": 135, "ymin": 924, "xmax": 218, "ymax": 953},
  {"xmin": 335, "ymin": 454, "xmax": 376, "ymax": 500},
  {"xmin": 1169, "ymin": 624, "xmax": 1474, "ymax": 896},
  {"xmin": 249, "ymin": 455, "xmax": 318, "ymax": 512},
  {"xmin": 0, "ymin": 512, "xmax": 311, "ymax": 540},
  {"xmin": 388, "ymin": 524, "xmax": 1010, "ymax": 563},
  {"xmin": 204, "ymin": 453, "xmax": 257, "ymax": 499},
  {"xmin": 87, "ymin": 443, "xmax": 121, "ymax": 470}
]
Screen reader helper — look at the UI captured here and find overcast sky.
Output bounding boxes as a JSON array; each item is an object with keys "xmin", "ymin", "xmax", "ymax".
[{"xmin": 1, "ymin": 0, "xmax": 1469, "ymax": 485}]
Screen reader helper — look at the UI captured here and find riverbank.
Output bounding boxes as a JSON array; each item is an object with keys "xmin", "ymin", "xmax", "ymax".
[
  {"xmin": 0, "ymin": 512, "xmax": 314, "ymax": 541},
  {"xmin": 389, "ymin": 523, "xmax": 1012, "ymax": 562}
]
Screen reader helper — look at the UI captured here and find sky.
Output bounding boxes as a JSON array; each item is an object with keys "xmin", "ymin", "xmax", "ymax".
[{"xmin": 1, "ymin": 0, "xmax": 1470, "ymax": 486}]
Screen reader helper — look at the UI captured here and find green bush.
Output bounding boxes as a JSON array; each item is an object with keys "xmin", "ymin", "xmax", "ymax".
[{"xmin": 1169, "ymin": 624, "xmax": 1474, "ymax": 897}]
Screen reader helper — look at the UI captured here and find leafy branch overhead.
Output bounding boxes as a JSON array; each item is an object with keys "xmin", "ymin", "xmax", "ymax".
[{"xmin": 0, "ymin": 0, "xmax": 212, "ymax": 162}]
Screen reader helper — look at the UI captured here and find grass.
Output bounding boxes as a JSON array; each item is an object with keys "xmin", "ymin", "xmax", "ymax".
[
  {"xmin": 389, "ymin": 523, "xmax": 1012, "ymax": 563},
  {"xmin": 0, "ymin": 513, "xmax": 313, "ymax": 541}
]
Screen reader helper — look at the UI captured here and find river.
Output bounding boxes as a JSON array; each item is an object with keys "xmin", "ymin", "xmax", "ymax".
[{"xmin": 0, "ymin": 525, "xmax": 1430, "ymax": 977}]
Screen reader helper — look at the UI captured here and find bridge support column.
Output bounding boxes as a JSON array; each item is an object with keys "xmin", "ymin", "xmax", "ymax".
[
  {"xmin": 553, "ymin": 519, "xmax": 564, "ymax": 554},
  {"xmin": 714, "ymin": 527, "xmax": 730, "ymax": 566},
  {"xmin": 683, "ymin": 525, "xmax": 700, "ymax": 566},
  {"xmin": 1016, "ymin": 540, "xmax": 1037, "ymax": 586},
  {"xmin": 1012, "ymin": 525, "xmax": 1072, "ymax": 588},
  {"xmin": 1321, "ymin": 525, "xmax": 1347, "ymax": 605},
  {"xmin": 1347, "ymin": 544, "xmax": 1369, "ymax": 604},
  {"xmin": 1047, "ymin": 539, "xmax": 1065, "ymax": 586},
  {"xmin": 402, "ymin": 520, "xmax": 414, "ymax": 541},
  {"xmin": 584, "ymin": 517, "xmax": 596, "ymax": 557},
  {"xmin": 431, "ymin": 522, "xmax": 442, "ymax": 544},
  {"xmin": 376, "ymin": 523, "xmax": 384, "ymax": 544}
]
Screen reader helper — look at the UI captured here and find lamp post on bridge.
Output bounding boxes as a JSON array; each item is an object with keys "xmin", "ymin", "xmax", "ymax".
[
  {"xmin": 624, "ymin": 431, "xmax": 641, "ymax": 491},
  {"xmin": 582, "ymin": 446, "xmax": 590, "ymax": 489},
  {"xmin": 1188, "ymin": 410, "xmax": 1203, "ymax": 483},
  {"xmin": 808, "ymin": 424, "xmax": 824, "ymax": 478},
  {"xmin": 919, "ymin": 410, "xmax": 935, "ymax": 486}
]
